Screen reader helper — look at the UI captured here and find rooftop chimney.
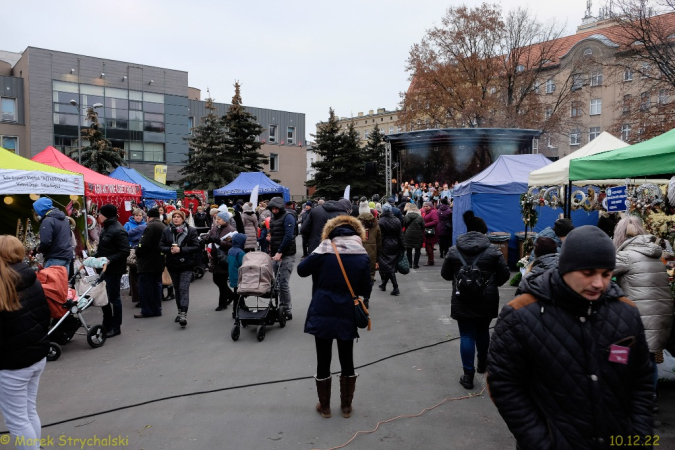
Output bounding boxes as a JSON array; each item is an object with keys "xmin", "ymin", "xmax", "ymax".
[{"xmin": 358, "ymin": 112, "xmax": 364, "ymax": 117}]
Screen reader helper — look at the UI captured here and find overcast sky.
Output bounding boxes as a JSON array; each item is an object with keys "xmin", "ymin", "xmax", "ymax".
[{"xmin": 5, "ymin": 0, "xmax": 595, "ymax": 141}]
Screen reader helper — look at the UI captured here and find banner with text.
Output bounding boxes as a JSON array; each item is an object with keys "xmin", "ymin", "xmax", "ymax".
[
  {"xmin": 154, "ymin": 165, "xmax": 167, "ymax": 184},
  {"xmin": 0, "ymin": 169, "xmax": 84, "ymax": 195}
]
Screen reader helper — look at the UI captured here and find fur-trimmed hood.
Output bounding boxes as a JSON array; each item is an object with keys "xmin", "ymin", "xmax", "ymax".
[{"xmin": 321, "ymin": 214, "xmax": 366, "ymax": 242}]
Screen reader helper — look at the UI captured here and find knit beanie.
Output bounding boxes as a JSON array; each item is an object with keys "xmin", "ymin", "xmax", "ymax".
[
  {"xmin": 463, "ymin": 210, "xmax": 487, "ymax": 234},
  {"xmin": 99, "ymin": 204, "xmax": 118, "ymax": 219},
  {"xmin": 553, "ymin": 218, "xmax": 574, "ymax": 237},
  {"xmin": 217, "ymin": 211, "xmax": 231, "ymax": 222},
  {"xmin": 359, "ymin": 201, "xmax": 370, "ymax": 214},
  {"xmin": 243, "ymin": 203, "xmax": 253, "ymax": 212},
  {"xmin": 147, "ymin": 208, "xmax": 160, "ymax": 218},
  {"xmin": 534, "ymin": 236, "xmax": 558, "ymax": 258},
  {"xmin": 382, "ymin": 203, "xmax": 392, "ymax": 213},
  {"xmin": 369, "ymin": 201, "xmax": 376, "ymax": 209},
  {"xmin": 558, "ymin": 225, "xmax": 616, "ymax": 275}
]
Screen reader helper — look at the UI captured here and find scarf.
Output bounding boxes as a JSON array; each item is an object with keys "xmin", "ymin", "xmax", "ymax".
[
  {"xmin": 313, "ymin": 235, "xmax": 367, "ymax": 255},
  {"xmin": 170, "ymin": 223, "xmax": 188, "ymax": 246}
]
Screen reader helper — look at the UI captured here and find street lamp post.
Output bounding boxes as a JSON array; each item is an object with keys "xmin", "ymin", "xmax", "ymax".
[{"xmin": 69, "ymin": 100, "xmax": 103, "ymax": 164}]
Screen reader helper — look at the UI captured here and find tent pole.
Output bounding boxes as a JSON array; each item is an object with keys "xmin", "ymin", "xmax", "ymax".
[{"xmin": 566, "ymin": 182, "xmax": 572, "ymax": 219}]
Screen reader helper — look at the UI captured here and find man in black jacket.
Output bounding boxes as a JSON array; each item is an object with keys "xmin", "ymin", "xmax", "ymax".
[
  {"xmin": 300, "ymin": 198, "xmax": 350, "ymax": 253},
  {"xmin": 488, "ymin": 226, "xmax": 654, "ymax": 449},
  {"xmin": 268, "ymin": 197, "xmax": 297, "ymax": 319},
  {"xmin": 134, "ymin": 208, "xmax": 166, "ymax": 318},
  {"xmin": 94, "ymin": 204, "xmax": 130, "ymax": 338}
]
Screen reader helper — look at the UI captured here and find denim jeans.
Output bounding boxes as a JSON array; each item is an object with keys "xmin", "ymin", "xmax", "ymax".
[
  {"xmin": 102, "ymin": 272, "xmax": 123, "ymax": 332},
  {"xmin": 273, "ymin": 255, "xmax": 295, "ymax": 312},
  {"xmin": 457, "ymin": 319, "xmax": 492, "ymax": 372},
  {"xmin": 0, "ymin": 357, "xmax": 46, "ymax": 450},
  {"xmin": 138, "ymin": 272, "xmax": 162, "ymax": 316},
  {"xmin": 44, "ymin": 258, "xmax": 71, "ymax": 277}
]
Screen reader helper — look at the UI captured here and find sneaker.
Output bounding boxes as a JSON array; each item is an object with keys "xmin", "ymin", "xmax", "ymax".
[
  {"xmin": 175, "ymin": 312, "xmax": 181, "ymax": 323},
  {"xmin": 179, "ymin": 312, "xmax": 187, "ymax": 328},
  {"xmin": 390, "ymin": 288, "xmax": 400, "ymax": 296},
  {"xmin": 106, "ymin": 328, "xmax": 121, "ymax": 338},
  {"xmin": 215, "ymin": 306, "xmax": 227, "ymax": 311}
]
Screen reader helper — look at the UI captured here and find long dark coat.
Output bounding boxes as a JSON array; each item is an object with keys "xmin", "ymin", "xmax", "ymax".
[
  {"xmin": 403, "ymin": 212, "xmax": 424, "ymax": 249},
  {"xmin": 378, "ymin": 212, "xmax": 404, "ymax": 275}
]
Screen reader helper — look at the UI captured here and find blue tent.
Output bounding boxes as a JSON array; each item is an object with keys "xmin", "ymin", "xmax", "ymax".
[
  {"xmin": 214, "ymin": 172, "xmax": 290, "ymax": 202},
  {"xmin": 452, "ymin": 154, "xmax": 598, "ymax": 267},
  {"xmin": 109, "ymin": 167, "xmax": 177, "ymax": 200}
]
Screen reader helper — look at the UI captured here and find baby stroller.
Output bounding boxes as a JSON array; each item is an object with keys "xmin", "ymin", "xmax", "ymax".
[
  {"xmin": 231, "ymin": 252, "xmax": 286, "ymax": 342},
  {"xmin": 192, "ymin": 230, "xmax": 211, "ymax": 281},
  {"xmin": 41, "ymin": 265, "xmax": 109, "ymax": 361}
]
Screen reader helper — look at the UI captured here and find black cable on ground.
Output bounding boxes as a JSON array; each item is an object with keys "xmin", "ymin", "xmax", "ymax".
[{"xmin": 1, "ymin": 329, "xmax": 493, "ymax": 433}]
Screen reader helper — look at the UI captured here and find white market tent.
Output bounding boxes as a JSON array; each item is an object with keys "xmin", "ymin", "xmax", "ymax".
[{"xmin": 528, "ymin": 132, "xmax": 629, "ymax": 187}]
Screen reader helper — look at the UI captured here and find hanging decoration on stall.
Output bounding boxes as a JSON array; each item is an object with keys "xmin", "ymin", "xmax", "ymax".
[
  {"xmin": 23, "ymin": 219, "xmax": 41, "ymax": 270},
  {"xmin": 520, "ymin": 191, "xmax": 539, "ymax": 229},
  {"xmin": 16, "ymin": 219, "xmax": 24, "ymax": 243}
]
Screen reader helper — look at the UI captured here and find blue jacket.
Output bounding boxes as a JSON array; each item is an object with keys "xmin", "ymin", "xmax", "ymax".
[
  {"xmin": 228, "ymin": 233, "xmax": 247, "ymax": 288},
  {"xmin": 124, "ymin": 218, "xmax": 147, "ymax": 246},
  {"xmin": 37, "ymin": 208, "xmax": 73, "ymax": 261},
  {"xmin": 298, "ymin": 228, "xmax": 372, "ymax": 340}
]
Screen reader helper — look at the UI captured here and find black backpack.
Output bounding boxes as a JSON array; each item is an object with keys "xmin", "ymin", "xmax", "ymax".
[{"xmin": 454, "ymin": 248, "xmax": 492, "ymax": 299}]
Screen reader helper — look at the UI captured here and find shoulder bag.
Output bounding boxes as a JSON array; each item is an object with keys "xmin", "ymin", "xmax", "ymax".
[{"xmin": 331, "ymin": 241, "xmax": 371, "ymax": 330}]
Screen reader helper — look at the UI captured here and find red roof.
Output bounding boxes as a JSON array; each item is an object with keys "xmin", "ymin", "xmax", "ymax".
[{"xmin": 32, "ymin": 146, "xmax": 141, "ymax": 199}]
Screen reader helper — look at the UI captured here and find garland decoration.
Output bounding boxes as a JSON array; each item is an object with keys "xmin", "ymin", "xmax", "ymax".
[{"xmin": 520, "ymin": 192, "xmax": 538, "ymax": 229}]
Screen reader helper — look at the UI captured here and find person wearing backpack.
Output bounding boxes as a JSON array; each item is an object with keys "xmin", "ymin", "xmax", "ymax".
[{"xmin": 441, "ymin": 210, "xmax": 510, "ymax": 389}]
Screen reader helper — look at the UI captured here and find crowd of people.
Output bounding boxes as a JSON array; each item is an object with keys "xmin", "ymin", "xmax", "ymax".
[{"xmin": 1, "ymin": 187, "xmax": 673, "ymax": 448}]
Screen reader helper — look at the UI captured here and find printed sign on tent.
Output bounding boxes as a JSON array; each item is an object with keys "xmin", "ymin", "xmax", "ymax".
[{"xmin": 606, "ymin": 186, "xmax": 628, "ymax": 213}]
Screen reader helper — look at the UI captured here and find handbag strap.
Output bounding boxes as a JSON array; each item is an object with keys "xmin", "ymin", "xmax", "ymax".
[{"xmin": 331, "ymin": 241, "xmax": 357, "ymax": 300}]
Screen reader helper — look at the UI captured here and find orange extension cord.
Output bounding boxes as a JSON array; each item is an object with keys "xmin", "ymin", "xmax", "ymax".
[{"xmin": 312, "ymin": 378, "xmax": 487, "ymax": 450}]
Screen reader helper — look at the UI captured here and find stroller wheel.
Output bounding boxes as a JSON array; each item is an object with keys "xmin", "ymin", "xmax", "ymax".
[
  {"xmin": 278, "ymin": 305, "xmax": 287, "ymax": 328},
  {"xmin": 231, "ymin": 325, "xmax": 240, "ymax": 341},
  {"xmin": 87, "ymin": 325, "xmax": 107, "ymax": 348},
  {"xmin": 256, "ymin": 325, "xmax": 266, "ymax": 342},
  {"xmin": 47, "ymin": 342, "xmax": 62, "ymax": 362}
]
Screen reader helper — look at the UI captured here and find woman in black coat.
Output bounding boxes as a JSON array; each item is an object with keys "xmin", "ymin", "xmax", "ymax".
[
  {"xmin": 298, "ymin": 215, "xmax": 371, "ymax": 419},
  {"xmin": 441, "ymin": 211, "xmax": 510, "ymax": 389},
  {"xmin": 378, "ymin": 203, "xmax": 404, "ymax": 295},
  {"xmin": 207, "ymin": 211, "xmax": 235, "ymax": 312},
  {"xmin": 159, "ymin": 210, "xmax": 200, "ymax": 328},
  {"xmin": 0, "ymin": 236, "xmax": 50, "ymax": 446}
]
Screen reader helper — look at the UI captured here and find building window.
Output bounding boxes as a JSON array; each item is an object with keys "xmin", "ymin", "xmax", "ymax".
[
  {"xmin": 641, "ymin": 62, "xmax": 651, "ymax": 78},
  {"xmin": 640, "ymin": 92, "xmax": 650, "ymax": 111},
  {"xmin": 589, "ymin": 127, "xmax": 601, "ymax": 141},
  {"xmin": 533, "ymin": 81, "xmax": 541, "ymax": 94},
  {"xmin": 268, "ymin": 125, "xmax": 277, "ymax": 143},
  {"xmin": 143, "ymin": 143, "xmax": 165, "ymax": 162},
  {"xmin": 364, "ymin": 130, "xmax": 369, "ymax": 139},
  {"xmin": 516, "ymin": 65, "xmax": 525, "ymax": 72},
  {"xmin": 623, "ymin": 95, "xmax": 632, "ymax": 114},
  {"xmin": 590, "ymin": 98, "xmax": 602, "ymax": 115},
  {"xmin": 590, "ymin": 71, "xmax": 603, "ymax": 86},
  {"xmin": 658, "ymin": 89, "xmax": 668, "ymax": 105},
  {"xmin": 269, "ymin": 153, "xmax": 279, "ymax": 172},
  {"xmin": 570, "ymin": 102, "xmax": 582, "ymax": 117},
  {"xmin": 584, "ymin": 47, "xmax": 593, "ymax": 56},
  {"xmin": 545, "ymin": 79, "xmax": 555, "ymax": 94},
  {"xmin": 1, "ymin": 98, "xmax": 17, "ymax": 122},
  {"xmin": 188, "ymin": 116, "xmax": 194, "ymax": 135},
  {"xmin": 624, "ymin": 68, "xmax": 633, "ymax": 81},
  {"xmin": 489, "ymin": 86, "xmax": 497, "ymax": 94},
  {"xmin": 572, "ymin": 74, "xmax": 583, "ymax": 90},
  {"xmin": 1, "ymin": 136, "xmax": 18, "ymax": 153},
  {"xmin": 287, "ymin": 126, "xmax": 295, "ymax": 144},
  {"xmin": 621, "ymin": 124, "xmax": 631, "ymax": 142},
  {"xmin": 570, "ymin": 129, "xmax": 581, "ymax": 146},
  {"xmin": 397, "ymin": 126, "xmax": 402, "ymax": 133},
  {"xmin": 389, "ymin": 126, "xmax": 394, "ymax": 134},
  {"xmin": 544, "ymin": 108, "xmax": 553, "ymax": 120}
]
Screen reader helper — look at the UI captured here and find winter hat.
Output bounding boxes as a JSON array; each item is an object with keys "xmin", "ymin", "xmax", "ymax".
[
  {"xmin": 372, "ymin": 194, "xmax": 380, "ymax": 202},
  {"xmin": 463, "ymin": 210, "xmax": 487, "ymax": 234},
  {"xmin": 210, "ymin": 208, "xmax": 219, "ymax": 216},
  {"xmin": 172, "ymin": 210, "xmax": 186, "ymax": 221},
  {"xmin": 534, "ymin": 236, "xmax": 558, "ymax": 258},
  {"xmin": 369, "ymin": 201, "xmax": 376, "ymax": 209},
  {"xmin": 217, "ymin": 210, "xmax": 231, "ymax": 222},
  {"xmin": 382, "ymin": 203, "xmax": 392, "ymax": 213},
  {"xmin": 217, "ymin": 204, "xmax": 228, "ymax": 212},
  {"xmin": 243, "ymin": 203, "xmax": 253, "ymax": 212},
  {"xmin": 359, "ymin": 201, "xmax": 370, "ymax": 214},
  {"xmin": 387, "ymin": 197, "xmax": 396, "ymax": 204},
  {"xmin": 338, "ymin": 198, "xmax": 352, "ymax": 213},
  {"xmin": 423, "ymin": 201, "xmax": 433, "ymax": 208},
  {"xmin": 99, "ymin": 204, "xmax": 118, "ymax": 219},
  {"xmin": 305, "ymin": 201, "xmax": 313, "ymax": 207},
  {"xmin": 558, "ymin": 225, "xmax": 616, "ymax": 275},
  {"xmin": 33, "ymin": 198, "xmax": 54, "ymax": 218},
  {"xmin": 553, "ymin": 218, "xmax": 574, "ymax": 237},
  {"xmin": 147, "ymin": 208, "xmax": 160, "ymax": 218}
]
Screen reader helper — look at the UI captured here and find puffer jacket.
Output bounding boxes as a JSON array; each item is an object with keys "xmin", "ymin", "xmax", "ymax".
[
  {"xmin": 437, "ymin": 204, "xmax": 452, "ymax": 237},
  {"xmin": 299, "ymin": 215, "xmax": 372, "ymax": 340},
  {"xmin": 242, "ymin": 211, "xmax": 259, "ymax": 250},
  {"xmin": 614, "ymin": 234, "xmax": 674, "ymax": 352},
  {"xmin": 301, "ymin": 200, "xmax": 348, "ymax": 253},
  {"xmin": 94, "ymin": 218, "xmax": 130, "ymax": 275},
  {"xmin": 423, "ymin": 207, "xmax": 440, "ymax": 245},
  {"xmin": 529, "ymin": 226, "xmax": 562, "ymax": 261},
  {"xmin": 228, "ymin": 233, "xmax": 247, "ymax": 289},
  {"xmin": 441, "ymin": 231, "xmax": 510, "ymax": 320},
  {"xmin": 0, "ymin": 262, "xmax": 50, "ymax": 370},
  {"xmin": 358, "ymin": 213, "xmax": 381, "ymax": 280},
  {"xmin": 378, "ymin": 211, "xmax": 404, "ymax": 275},
  {"xmin": 37, "ymin": 209, "xmax": 73, "ymax": 261},
  {"xmin": 488, "ymin": 268, "xmax": 654, "ymax": 450},
  {"xmin": 516, "ymin": 253, "xmax": 559, "ymax": 296},
  {"xmin": 207, "ymin": 222, "xmax": 235, "ymax": 275},
  {"xmin": 403, "ymin": 212, "xmax": 424, "ymax": 249},
  {"xmin": 159, "ymin": 224, "xmax": 200, "ymax": 272}
]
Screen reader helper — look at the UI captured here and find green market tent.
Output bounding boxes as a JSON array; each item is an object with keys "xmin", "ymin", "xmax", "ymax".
[
  {"xmin": 0, "ymin": 146, "xmax": 84, "ymax": 195},
  {"xmin": 569, "ymin": 128, "xmax": 675, "ymax": 181}
]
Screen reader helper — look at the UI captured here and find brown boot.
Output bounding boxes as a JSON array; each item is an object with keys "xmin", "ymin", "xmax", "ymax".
[
  {"xmin": 339, "ymin": 374, "xmax": 358, "ymax": 418},
  {"xmin": 315, "ymin": 376, "xmax": 332, "ymax": 418}
]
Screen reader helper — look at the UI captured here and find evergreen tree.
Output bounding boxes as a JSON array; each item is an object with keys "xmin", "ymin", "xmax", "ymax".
[
  {"xmin": 307, "ymin": 109, "xmax": 368, "ymax": 199},
  {"xmin": 74, "ymin": 107, "xmax": 125, "ymax": 175},
  {"xmin": 223, "ymin": 82, "xmax": 268, "ymax": 173},
  {"xmin": 179, "ymin": 97, "xmax": 236, "ymax": 190},
  {"xmin": 363, "ymin": 122, "xmax": 387, "ymax": 197}
]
